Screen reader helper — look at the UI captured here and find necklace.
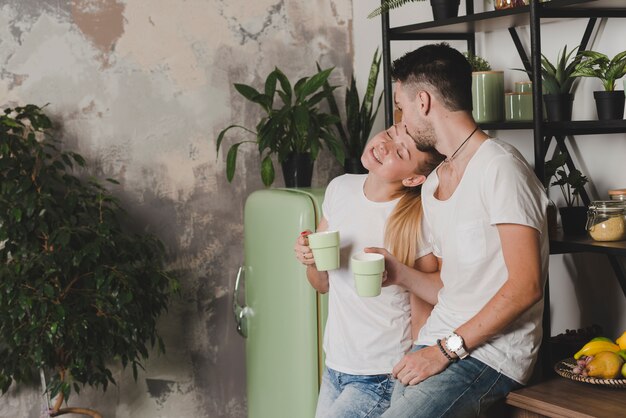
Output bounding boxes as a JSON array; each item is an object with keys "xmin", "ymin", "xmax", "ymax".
[{"xmin": 444, "ymin": 126, "xmax": 479, "ymax": 164}]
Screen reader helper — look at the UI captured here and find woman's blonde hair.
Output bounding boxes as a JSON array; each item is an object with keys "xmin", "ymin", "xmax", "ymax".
[{"xmin": 384, "ymin": 151, "xmax": 443, "ymax": 266}]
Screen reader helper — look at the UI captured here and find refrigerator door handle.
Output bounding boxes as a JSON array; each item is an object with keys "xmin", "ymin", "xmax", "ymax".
[{"xmin": 233, "ymin": 266, "xmax": 249, "ymax": 338}]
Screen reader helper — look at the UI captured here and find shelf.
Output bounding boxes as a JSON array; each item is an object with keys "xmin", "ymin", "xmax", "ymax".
[
  {"xmin": 506, "ymin": 378, "xmax": 626, "ymax": 418},
  {"xmin": 545, "ymin": 119, "xmax": 626, "ymax": 135},
  {"xmin": 388, "ymin": 0, "xmax": 626, "ymax": 38},
  {"xmin": 551, "ymin": 235, "xmax": 626, "ymax": 256},
  {"xmin": 481, "ymin": 119, "xmax": 626, "ymax": 134}
]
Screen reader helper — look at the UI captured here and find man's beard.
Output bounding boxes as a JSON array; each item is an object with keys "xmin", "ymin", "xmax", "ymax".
[{"xmin": 407, "ymin": 125, "xmax": 438, "ymax": 153}]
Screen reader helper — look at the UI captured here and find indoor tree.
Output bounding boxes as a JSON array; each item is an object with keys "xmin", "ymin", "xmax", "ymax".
[{"xmin": 0, "ymin": 105, "xmax": 178, "ymax": 417}]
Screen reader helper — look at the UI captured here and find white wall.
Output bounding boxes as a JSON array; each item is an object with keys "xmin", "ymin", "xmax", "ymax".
[{"xmin": 353, "ymin": 0, "xmax": 626, "ymax": 339}]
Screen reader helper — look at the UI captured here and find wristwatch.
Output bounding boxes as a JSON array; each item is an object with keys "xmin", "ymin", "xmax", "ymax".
[{"xmin": 445, "ymin": 332, "xmax": 469, "ymax": 360}]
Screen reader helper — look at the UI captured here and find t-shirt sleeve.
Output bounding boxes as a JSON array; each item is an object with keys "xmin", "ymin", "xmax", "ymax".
[
  {"xmin": 321, "ymin": 176, "xmax": 338, "ymax": 224},
  {"xmin": 416, "ymin": 206, "xmax": 434, "ymax": 258},
  {"xmin": 482, "ymin": 153, "xmax": 548, "ymax": 232}
]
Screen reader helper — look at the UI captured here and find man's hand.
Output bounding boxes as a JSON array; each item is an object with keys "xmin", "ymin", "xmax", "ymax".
[{"xmin": 392, "ymin": 345, "xmax": 450, "ymax": 386}]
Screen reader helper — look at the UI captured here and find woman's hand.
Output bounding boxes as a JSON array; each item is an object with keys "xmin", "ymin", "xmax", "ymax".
[
  {"xmin": 294, "ymin": 230, "xmax": 316, "ymax": 266},
  {"xmin": 364, "ymin": 247, "xmax": 408, "ymax": 288}
]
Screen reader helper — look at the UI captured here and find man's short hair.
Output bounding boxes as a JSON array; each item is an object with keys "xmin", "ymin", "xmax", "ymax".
[{"xmin": 391, "ymin": 43, "xmax": 473, "ymax": 112}]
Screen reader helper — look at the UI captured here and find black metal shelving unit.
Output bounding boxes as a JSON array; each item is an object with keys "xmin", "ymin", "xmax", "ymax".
[{"xmin": 380, "ymin": 0, "xmax": 626, "ymax": 380}]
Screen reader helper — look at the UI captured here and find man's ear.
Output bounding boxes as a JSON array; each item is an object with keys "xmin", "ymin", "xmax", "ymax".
[
  {"xmin": 402, "ymin": 174, "xmax": 427, "ymax": 188},
  {"xmin": 417, "ymin": 90, "xmax": 432, "ymax": 116}
]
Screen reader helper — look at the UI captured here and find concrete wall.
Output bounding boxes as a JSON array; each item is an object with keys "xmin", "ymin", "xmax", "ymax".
[
  {"xmin": 353, "ymin": 0, "xmax": 626, "ymax": 337},
  {"xmin": 0, "ymin": 0, "xmax": 350, "ymax": 417}
]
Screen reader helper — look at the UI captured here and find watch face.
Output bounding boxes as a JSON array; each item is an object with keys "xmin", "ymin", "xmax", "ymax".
[{"xmin": 447, "ymin": 334, "xmax": 462, "ymax": 351}]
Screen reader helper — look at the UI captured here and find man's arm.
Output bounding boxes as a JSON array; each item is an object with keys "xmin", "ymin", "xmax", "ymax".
[
  {"xmin": 409, "ymin": 254, "xmax": 438, "ymax": 339},
  {"xmin": 450, "ymin": 223, "xmax": 543, "ymax": 352},
  {"xmin": 366, "ymin": 248, "xmax": 442, "ymax": 305},
  {"xmin": 392, "ymin": 223, "xmax": 543, "ymax": 385}
]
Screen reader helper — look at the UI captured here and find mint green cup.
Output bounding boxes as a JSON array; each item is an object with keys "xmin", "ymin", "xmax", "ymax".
[
  {"xmin": 351, "ymin": 253, "xmax": 385, "ymax": 297},
  {"xmin": 308, "ymin": 230, "xmax": 340, "ymax": 271}
]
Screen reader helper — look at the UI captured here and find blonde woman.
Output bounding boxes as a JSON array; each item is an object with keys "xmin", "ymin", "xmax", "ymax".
[{"xmin": 293, "ymin": 125, "xmax": 444, "ymax": 418}]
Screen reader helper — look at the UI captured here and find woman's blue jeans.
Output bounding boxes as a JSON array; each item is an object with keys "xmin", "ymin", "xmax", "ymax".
[
  {"xmin": 315, "ymin": 367, "xmax": 395, "ymax": 418},
  {"xmin": 381, "ymin": 345, "xmax": 522, "ymax": 418}
]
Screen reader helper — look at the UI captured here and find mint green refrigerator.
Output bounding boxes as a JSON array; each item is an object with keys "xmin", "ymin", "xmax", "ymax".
[{"xmin": 234, "ymin": 188, "xmax": 328, "ymax": 418}]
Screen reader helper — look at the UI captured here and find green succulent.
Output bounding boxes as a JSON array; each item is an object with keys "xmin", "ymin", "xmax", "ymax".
[
  {"xmin": 464, "ymin": 52, "xmax": 492, "ymax": 72},
  {"xmin": 571, "ymin": 49, "xmax": 626, "ymax": 91},
  {"xmin": 541, "ymin": 45, "xmax": 582, "ymax": 95}
]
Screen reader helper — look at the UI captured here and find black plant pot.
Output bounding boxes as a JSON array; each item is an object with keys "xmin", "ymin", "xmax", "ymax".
[
  {"xmin": 593, "ymin": 90, "xmax": 626, "ymax": 120},
  {"xmin": 559, "ymin": 206, "xmax": 588, "ymax": 236},
  {"xmin": 281, "ymin": 152, "xmax": 313, "ymax": 188},
  {"xmin": 543, "ymin": 93, "xmax": 574, "ymax": 122},
  {"xmin": 344, "ymin": 157, "xmax": 367, "ymax": 174},
  {"xmin": 430, "ymin": 0, "xmax": 460, "ymax": 20}
]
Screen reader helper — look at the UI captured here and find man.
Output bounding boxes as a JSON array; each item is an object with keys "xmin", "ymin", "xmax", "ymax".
[{"xmin": 368, "ymin": 43, "xmax": 550, "ymax": 417}]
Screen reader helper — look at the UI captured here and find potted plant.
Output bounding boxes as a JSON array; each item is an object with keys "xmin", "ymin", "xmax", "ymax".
[
  {"xmin": 464, "ymin": 52, "xmax": 504, "ymax": 123},
  {"xmin": 321, "ymin": 49, "xmax": 383, "ymax": 174},
  {"xmin": 0, "ymin": 105, "xmax": 178, "ymax": 417},
  {"xmin": 545, "ymin": 151, "xmax": 589, "ymax": 236},
  {"xmin": 368, "ymin": 0, "xmax": 460, "ymax": 21},
  {"xmin": 216, "ymin": 66, "xmax": 344, "ymax": 187},
  {"xmin": 517, "ymin": 45, "xmax": 582, "ymax": 121},
  {"xmin": 541, "ymin": 45, "xmax": 583, "ymax": 121},
  {"xmin": 571, "ymin": 48, "xmax": 626, "ymax": 120}
]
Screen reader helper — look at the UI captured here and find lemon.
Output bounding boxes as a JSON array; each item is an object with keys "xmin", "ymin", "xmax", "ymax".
[{"xmin": 616, "ymin": 331, "xmax": 626, "ymax": 350}]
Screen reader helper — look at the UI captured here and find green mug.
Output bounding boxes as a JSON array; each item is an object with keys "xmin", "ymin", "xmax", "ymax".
[
  {"xmin": 351, "ymin": 252, "xmax": 385, "ymax": 297},
  {"xmin": 308, "ymin": 230, "xmax": 340, "ymax": 271}
]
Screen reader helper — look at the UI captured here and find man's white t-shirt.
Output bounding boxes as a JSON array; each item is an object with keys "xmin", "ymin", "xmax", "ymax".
[
  {"xmin": 417, "ymin": 139, "xmax": 549, "ymax": 384},
  {"xmin": 322, "ymin": 174, "xmax": 430, "ymax": 375}
]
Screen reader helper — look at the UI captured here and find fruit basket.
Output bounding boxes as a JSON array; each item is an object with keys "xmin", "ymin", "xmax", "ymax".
[{"xmin": 554, "ymin": 357, "xmax": 626, "ymax": 388}]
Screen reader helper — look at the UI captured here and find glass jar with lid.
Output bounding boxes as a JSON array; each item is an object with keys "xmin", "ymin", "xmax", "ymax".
[
  {"xmin": 586, "ymin": 200, "xmax": 626, "ymax": 241},
  {"xmin": 608, "ymin": 188, "xmax": 626, "ymax": 201}
]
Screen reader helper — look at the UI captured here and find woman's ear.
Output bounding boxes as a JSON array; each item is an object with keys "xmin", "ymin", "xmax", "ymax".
[{"xmin": 402, "ymin": 174, "xmax": 426, "ymax": 188}]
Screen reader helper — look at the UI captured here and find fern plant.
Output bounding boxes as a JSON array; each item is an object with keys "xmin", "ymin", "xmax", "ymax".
[{"xmin": 368, "ymin": 0, "xmax": 424, "ymax": 18}]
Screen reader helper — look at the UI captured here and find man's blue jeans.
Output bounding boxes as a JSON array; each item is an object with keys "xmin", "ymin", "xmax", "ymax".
[
  {"xmin": 381, "ymin": 345, "xmax": 523, "ymax": 418},
  {"xmin": 315, "ymin": 367, "xmax": 395, "ymax": 418}
]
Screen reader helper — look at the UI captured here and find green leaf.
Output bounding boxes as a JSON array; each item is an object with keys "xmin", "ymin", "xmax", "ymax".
[
  {"xmin": 296, "ymin": 67, "xmax": 333, "ymax": 101},
  {"xmin": 260, "ymin": 155, "xmax": 275, "ymax": 187},
  {"xmin": 12, "ymin": 208, "xmax": 22, "ymax": 222},
  {"xmin": 226, "ymin": 142, "xmax": 243, "ymax": 182},
  {"xmin": 234, "ymin": 83, "xmax": 261, "ymax": 102}
]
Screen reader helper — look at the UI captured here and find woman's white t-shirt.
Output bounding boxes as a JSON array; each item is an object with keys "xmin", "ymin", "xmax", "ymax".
[{"xmin": 322, "ymin": 174, "xmax": 430, "ymax": 375}]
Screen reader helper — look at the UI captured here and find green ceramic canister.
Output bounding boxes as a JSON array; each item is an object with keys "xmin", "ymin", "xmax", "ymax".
[{"xmin": 472, "ymin": 71, "xmax": 504, "ymax": 123}]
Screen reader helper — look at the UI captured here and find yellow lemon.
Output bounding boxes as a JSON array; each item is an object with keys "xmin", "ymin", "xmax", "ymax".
[{"xmin": 616, "ymin": 331, "xmax": 626, "ymax": 350}]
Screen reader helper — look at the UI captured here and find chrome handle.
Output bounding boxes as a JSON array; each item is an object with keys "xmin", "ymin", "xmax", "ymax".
[{"xmin": 233, "ymin": 266, "xmax": 249, "ymax": 338}]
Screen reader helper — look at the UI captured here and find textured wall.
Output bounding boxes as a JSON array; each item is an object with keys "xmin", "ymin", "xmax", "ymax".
[{"xmin": 0, "ymin": 0, "xmax": 350, "ymax": 416}]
